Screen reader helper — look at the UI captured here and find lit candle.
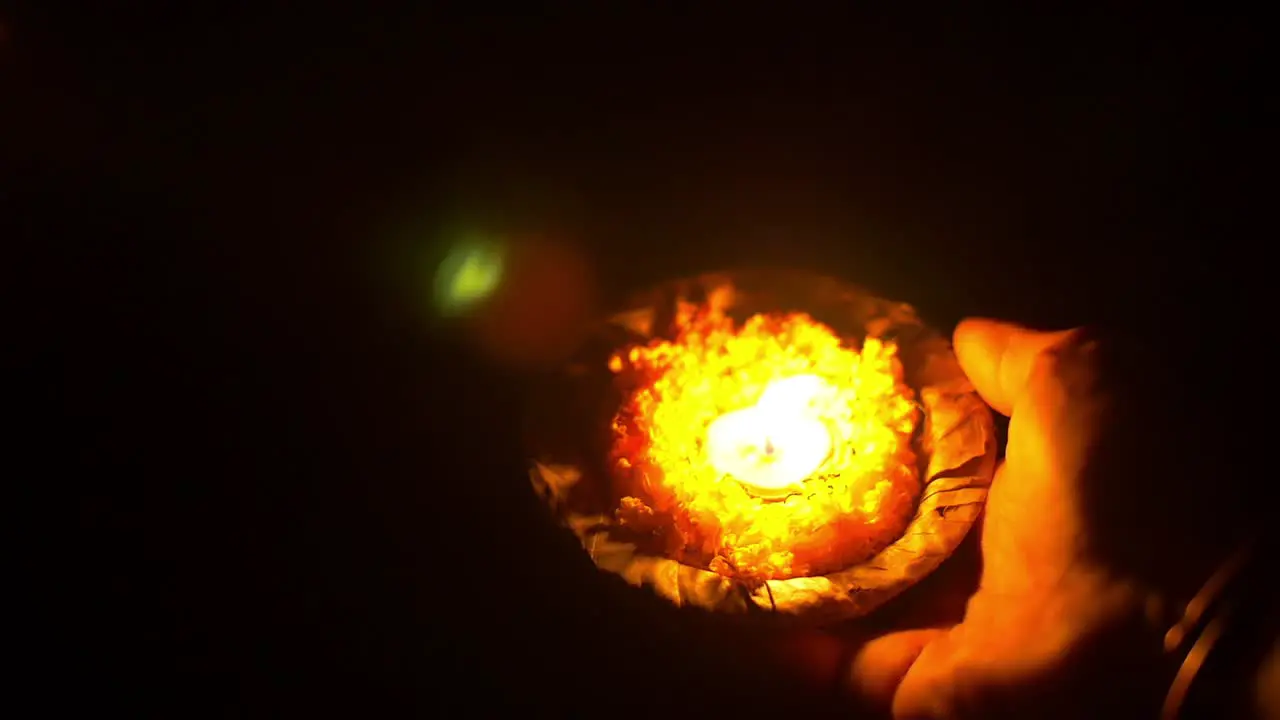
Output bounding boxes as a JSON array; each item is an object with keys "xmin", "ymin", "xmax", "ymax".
[{"xmin": 705, "ymin": 375, "xmax": 833, "ymax": 497}]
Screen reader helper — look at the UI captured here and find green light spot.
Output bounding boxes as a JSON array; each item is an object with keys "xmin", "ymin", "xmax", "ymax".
[{"xmin": 434, "ymin": 241, "xmax": 505, "ymax": 316}]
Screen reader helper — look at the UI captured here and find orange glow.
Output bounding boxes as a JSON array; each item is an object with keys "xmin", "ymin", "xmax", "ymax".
[{"xmin": 609, "ymin": 302, "xmax": 920, "ymax": 582}]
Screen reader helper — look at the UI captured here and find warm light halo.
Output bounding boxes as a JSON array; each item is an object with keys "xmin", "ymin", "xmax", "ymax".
[{"xmin": 609, "ymin": 305, "xmax": 920, "ymax": 582}]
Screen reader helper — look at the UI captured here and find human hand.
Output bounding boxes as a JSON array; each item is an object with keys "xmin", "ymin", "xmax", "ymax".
[{"xmin": 837, "ymin": 319, "xmax": 1247, "ymax": 718}]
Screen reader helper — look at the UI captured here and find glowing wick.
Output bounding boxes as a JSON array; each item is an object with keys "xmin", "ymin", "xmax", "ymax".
[{"xmin": 705, "ymin": 375, "xmax": 833, "ymax": 497}]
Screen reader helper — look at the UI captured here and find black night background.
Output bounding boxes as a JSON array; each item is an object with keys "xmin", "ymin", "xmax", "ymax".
[{"xmin": 10, "ymin": 7, "xmax": 1266, "ymax": 717}]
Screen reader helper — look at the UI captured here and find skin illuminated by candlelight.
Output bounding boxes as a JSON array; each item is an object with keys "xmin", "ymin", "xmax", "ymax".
[{"xmin": 705, "ymin": 375, "xmax": 833, "ymax": 496}]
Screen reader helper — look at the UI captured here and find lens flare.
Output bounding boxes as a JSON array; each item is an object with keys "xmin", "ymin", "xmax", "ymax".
[{"xmin": 434, "ymin": 240, "xmax": 505, "ymax": 316}]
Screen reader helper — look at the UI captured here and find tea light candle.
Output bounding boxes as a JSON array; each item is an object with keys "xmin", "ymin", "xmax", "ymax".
[{"xmin": 705, "ymin": 375, "xmax": 833, "ymax": 497}]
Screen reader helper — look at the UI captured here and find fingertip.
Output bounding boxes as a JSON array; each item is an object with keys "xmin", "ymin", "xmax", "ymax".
[
  {"xmin": 953, "ymin": 318, "xmax": 1025, "ymax": 415},
  {"xmin": 890, "ymin": 630, "xmax": 961, "ymax": 720},
  {"xmin": 953, "ymin": 318, "xmax": 1027, "ymax": 359},
  {"xmin": 953, "ymin": 317, "xmax": 1004, "ymax": 339},
  {"xmin": 954, "ymin": 318, "xmax": 1079, "ymax": 415},
  {"xmin": 848, "ymin": 629, "xmax": 946, "ymax": 711}
]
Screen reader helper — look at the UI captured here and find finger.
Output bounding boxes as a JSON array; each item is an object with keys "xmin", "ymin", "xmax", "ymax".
[
  {"xmin": 773, "ymin": 626, "xmax": 946, "ymax": 713},
  {"xmin": 953, "ymin": 318, "xmax": 1076, "ymax": 416},
  {"xmin": 891, "ymin": 627, "xmax": 969, "ymax": 719},
  {"xmin": 848, "ymin": 628, "xmax": 947, "ymax": 710}
]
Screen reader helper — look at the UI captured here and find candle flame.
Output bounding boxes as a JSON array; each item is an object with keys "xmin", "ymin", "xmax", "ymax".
[{"xmin": 705, "ymin": 375, "xmax": 833, "ymax": 495}]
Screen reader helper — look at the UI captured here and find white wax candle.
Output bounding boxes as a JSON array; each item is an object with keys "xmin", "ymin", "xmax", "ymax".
[{"xmin": 705, "ymin": 375, "xmax": 832, "ymax": 496}]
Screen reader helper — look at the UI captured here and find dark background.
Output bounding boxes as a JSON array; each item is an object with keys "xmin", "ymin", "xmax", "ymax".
[{"xmin": 10, "ymin": 7, "xmax": 1264, "ymax": 717}]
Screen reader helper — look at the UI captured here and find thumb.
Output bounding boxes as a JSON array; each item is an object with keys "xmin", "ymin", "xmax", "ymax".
[{"xmin": 953, "ymin": 318, "xmax": 1076, "ymax": 416}]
